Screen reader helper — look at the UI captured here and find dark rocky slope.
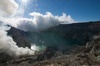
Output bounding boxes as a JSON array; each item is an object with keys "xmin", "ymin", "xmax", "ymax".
[
  {"xmin": 47, "ymin": 21, "xmax": 100, "ymax": 45},
  {"xmin": 8, "ymin": 27, "xmax": 31, "ymax": 48}
]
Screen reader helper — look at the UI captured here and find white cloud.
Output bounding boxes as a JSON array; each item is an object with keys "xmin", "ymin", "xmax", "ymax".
[
  {"xmin": 0, "ymin": 0, "xmax": 18, "ymax": 17},
  {"xmin": 57, "ymin": 13, "xmax": 74, "ymax": 23},
  {"xmin": 1, "ymin": 12, "xmax": 75, "ymax": 32}
]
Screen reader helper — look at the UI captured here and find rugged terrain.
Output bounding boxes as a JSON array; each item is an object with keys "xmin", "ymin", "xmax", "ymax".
[{"xmin": 0, "ymin": 21, "xmax": 100, "ymax": 66}]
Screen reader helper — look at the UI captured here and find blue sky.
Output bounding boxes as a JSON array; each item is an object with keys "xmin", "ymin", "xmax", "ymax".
[{"xmin": 16, "ymin": 0, "xmax": 100, "ymax": 22}]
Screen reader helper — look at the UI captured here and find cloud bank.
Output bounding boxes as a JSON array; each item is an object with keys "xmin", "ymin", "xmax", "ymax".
[
  {"xmin": 2, "ymin": 12, "xmax": 75, "ymax": 32},
  {"xmin": 0, "ymin": 23, "xmax": 35, "ymax": 57},
  {"xmin": 0, "ymin": 0, "xmax": 18, "ymax": 17}
]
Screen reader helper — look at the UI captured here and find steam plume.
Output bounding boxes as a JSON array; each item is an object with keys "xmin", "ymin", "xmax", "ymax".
[{"xmin": 0, "ymin": 23, "xmax": 35, "ymax": 57}]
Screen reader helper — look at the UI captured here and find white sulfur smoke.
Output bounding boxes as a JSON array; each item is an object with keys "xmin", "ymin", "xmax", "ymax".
[
  {"xmin": 31, "ymin": 44, "xmax": 46, "ymax": 51},
  {"xmin": 0, "ymin": 0, "xmax": 36, "ymax": 57},
  {"xmin": 0, "ymin": 23, "xmax": 35, "ymax": 57}
]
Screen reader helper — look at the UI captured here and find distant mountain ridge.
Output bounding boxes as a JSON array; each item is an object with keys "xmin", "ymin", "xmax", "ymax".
[{"xmin": 47, "ymin": 21, "xmax": 100, "ymax": 45}]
